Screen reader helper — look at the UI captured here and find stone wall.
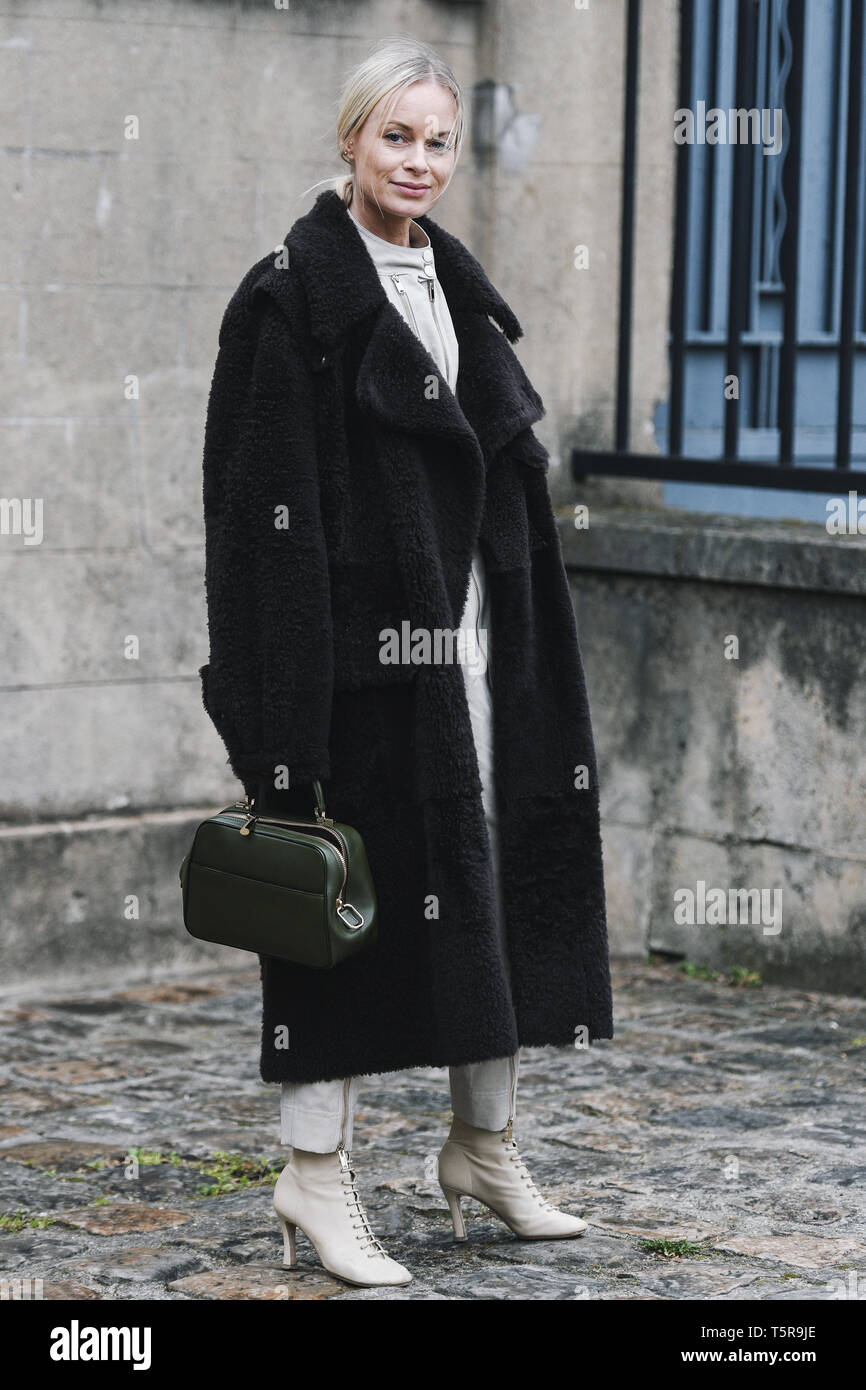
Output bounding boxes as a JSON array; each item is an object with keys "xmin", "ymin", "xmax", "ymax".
[{"xmin": 563, "ymin": 508, "xmax": 866, "ymax": 992}]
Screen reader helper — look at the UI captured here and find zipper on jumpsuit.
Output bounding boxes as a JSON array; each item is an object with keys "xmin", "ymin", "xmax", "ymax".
[
  {"xmin": 391, "ymin": 261, "xmax": 513, "ymax": 1147},
  {"xmin": 338, "ymin": 1075, "xmax": 352, "ymax": 1169},
  {"xmin": 392, "ymin": 268, "xmax": 488, "ymax": 690},
  {"xmin": 423, "ymin": 275, "xmax": 451, "ymax": 383},
  {"xmin": 390, "ymin": 271, "xmax": 452, "ymax": 389},
  {"xmin": 390, "ymin": 273, "xmax": 422, "ymax": 340},
  {"xmin": 468, "ymin": 561, "xmax": 492, "ymax": 688},
  {"xmin": 390, "ymin": 259, "xmax": 512, "ymax": 1145}
]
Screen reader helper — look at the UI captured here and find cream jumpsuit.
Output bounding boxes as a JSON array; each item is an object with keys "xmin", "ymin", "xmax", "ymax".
[{"xmin": 279, "ymin": 206, "xmax": 519, "ymax": 1151}]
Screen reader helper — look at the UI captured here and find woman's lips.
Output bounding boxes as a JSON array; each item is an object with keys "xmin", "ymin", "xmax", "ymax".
[{"xmin": 391, "ymin": 182, "xmax": 431, "ymax": 196}]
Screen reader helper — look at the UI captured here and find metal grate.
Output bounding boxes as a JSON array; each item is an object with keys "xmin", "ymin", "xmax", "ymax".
[{"xmin": 572, "ymin": 0, "xmax": 866, "ymax": 494}]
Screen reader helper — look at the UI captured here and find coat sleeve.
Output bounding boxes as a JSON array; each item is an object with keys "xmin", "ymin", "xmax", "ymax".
[{"xmin": 199, "ymin": 288, "xmax": 334, "ymax": 793}]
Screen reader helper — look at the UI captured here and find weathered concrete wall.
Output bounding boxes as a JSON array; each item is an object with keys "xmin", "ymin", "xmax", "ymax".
[
  {"xmin": 563, "ymin": 508, "xmax": 866, "ymax": 993},
  {"xmin": 0, "ymin": 0, "xmax": 478, "ymax": 826}
]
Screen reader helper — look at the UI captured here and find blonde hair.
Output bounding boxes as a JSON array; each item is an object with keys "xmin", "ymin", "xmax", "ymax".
[{"xmin": 301, "ymin": 34, "xmax": 464, "ymax": 210}]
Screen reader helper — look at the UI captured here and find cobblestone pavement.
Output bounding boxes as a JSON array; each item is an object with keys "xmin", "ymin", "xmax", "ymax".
[{"xmin": 1, "ymin": 958, "xmax": 864, "ymax": 1301}]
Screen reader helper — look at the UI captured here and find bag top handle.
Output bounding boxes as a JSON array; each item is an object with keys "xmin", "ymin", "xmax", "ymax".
[{"xmin": 241, "ymin": 777, "xmax": 330, "ymax": 824}]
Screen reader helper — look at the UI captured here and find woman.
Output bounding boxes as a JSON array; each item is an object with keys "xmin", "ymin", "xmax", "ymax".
[{"xmin": 200, "ymin": 35, "xmax": 613, "ymax": 1288}]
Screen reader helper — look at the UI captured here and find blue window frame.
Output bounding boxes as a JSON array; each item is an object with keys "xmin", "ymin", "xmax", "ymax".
[
  {"xmin": 572, "ymin": 0, "xmax": 866, "ymax": 521},
  {"xmin": 662, "ymin": 0, "xmax": 866, "ymax": 520}
]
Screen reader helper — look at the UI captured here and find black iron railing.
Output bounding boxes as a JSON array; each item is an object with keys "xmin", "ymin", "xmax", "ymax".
[{"xmin": 572, "ymin": 0, "xmax": 866, "ymax": 494}]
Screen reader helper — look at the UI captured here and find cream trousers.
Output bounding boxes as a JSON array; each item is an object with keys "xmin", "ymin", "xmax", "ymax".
[{"xmin": 280, "ymin": 1052, "xmax": 519, "ymax": 1151}]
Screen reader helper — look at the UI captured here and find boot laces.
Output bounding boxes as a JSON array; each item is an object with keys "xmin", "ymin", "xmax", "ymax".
[
  {"xmin": 503, "ymin": 1135, "xmax": 557, "ymax": 1212},
  {"xmin": 341, "ymin": 1160, "xmax": 388, "ymax": 1258}
]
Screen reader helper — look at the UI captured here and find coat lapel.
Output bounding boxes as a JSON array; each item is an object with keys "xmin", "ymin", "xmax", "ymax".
[
  {"xmin": 281, "ymin": 190, "xmax": 546, "ymax": 470},
  {"xmin": 354, "ymin": 299, "xmax": 483, "ymax": 463},
  {"xmin": 274, "ymin": 189, "xmax": 552, "ymax": 625}
]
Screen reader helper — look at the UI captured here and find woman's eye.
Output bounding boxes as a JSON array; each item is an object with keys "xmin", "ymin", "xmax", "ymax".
[{"xmin": 383, "ymin": 131, "xmax": 450, "ymax": 152}]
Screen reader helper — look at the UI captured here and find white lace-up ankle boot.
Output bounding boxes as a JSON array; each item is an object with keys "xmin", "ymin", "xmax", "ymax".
[
  {"xmin": 274, "ymin": 1146, "xmax": 412, "ymax": 1287},
  {"xmin": 438, "ymin": 1115, "xmax": 587, "ymax": 1241}
]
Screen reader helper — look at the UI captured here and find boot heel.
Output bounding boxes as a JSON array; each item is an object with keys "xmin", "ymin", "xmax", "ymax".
[
  {"xmin": 277, "ymin": 1214, "xmax": 297, "ymax": 1267},
  {"xmin": 440, "ymin": 1184, "xmax": 467, "ymax": 1241}
]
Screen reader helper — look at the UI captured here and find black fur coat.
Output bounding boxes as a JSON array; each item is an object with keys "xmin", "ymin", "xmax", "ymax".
[{"xmin": 199, "ymin": 189, "xmax": 613, "ymax": 1084}]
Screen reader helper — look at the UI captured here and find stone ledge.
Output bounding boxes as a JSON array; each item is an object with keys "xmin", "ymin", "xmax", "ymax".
[
  {"xmin": 0, "ymin": 809, "xmax": 240, "ymax": 987},
  {"xmin": 557, "ymin": 505, "xmax": 866, "ymax": 597}
]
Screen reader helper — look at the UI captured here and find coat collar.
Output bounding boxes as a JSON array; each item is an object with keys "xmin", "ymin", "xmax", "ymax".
[
  {"xmin": 281, "ymin": 188, "xmax": 524, "ymax": 350},
  {"xmin": 255, "ymin": 188, "xmax": 546, "ymax": 471}
]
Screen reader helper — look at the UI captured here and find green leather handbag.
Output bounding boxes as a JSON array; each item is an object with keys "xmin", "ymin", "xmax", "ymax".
[{"xmin": 179, "ymin": 779, "xmax": 377, "ymax": 968}]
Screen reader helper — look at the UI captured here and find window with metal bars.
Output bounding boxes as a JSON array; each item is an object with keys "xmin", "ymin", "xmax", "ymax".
[{"xmin": 572, "ymin": 0, "xmax": 866, "ymax": 522}]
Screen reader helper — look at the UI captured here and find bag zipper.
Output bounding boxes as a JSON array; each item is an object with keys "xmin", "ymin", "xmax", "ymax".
[
  {"xmin": 230, "ymin": 804, "xmax": 349, "ymax": 864},
  {"xmin": 224, "ymin": 806, "xmax": 363, "ymax": 929}
]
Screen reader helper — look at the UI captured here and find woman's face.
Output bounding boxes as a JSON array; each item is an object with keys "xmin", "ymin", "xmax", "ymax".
[{"xmin": 348, "ymin": 80, "xmax": 457, "ymax": 221}]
